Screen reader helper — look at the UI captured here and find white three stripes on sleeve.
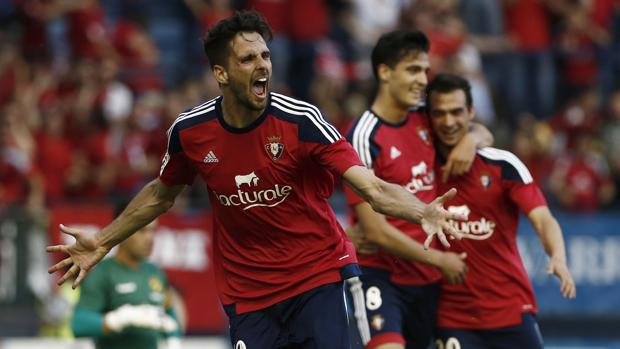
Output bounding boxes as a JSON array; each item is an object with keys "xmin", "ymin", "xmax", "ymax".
[
  {"xmin": 166, "ymin": 97, "xmax": 218, "ymax": 138},
  {"xmin": 477, "ymin": 147, "xmax": 533, "ymax": 184},
  {"xmin": 351, "ymin": 111, "xmax": 378, "ymax": 168},
  {"xmin": 271, "ymin": 93, "xmax": 341, "ymax": 143},
  {"xmin": 161, "ymin": 97, "xmax": 218, "ymax": 174}
]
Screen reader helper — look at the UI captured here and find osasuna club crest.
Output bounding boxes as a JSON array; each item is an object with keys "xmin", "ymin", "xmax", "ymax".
[
  {"xmin": 265, "ymin": 135, "xmax": 284, "ymax": 161},
  {"xmin": 480, "ymin": 174, "xmax": 492, "ymax": 189}
]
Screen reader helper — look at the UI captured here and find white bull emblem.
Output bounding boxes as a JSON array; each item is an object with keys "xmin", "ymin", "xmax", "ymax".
[
  {"xmin": 411, "ymin": 161, "xmax": 427, "ymax": 177},
  {"xmin": 235, "ymin": 172, "xmax": 259, "ymax": 188},
  {"xmin": 447, "ymin": 205, "xmax": 471, "ymax": 219}
]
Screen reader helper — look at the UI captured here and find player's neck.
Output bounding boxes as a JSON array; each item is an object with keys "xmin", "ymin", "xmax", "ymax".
[
  {"xmin": 114, "ymin": 250, "xmax": 142, "ymax": 269},
  {"xmin": 221, "ymin": 95, "xmax": 265, "ymax": 128},
  {"xmin": 371, "ymin": 90, "xmax": 409, "ymax": 124}
]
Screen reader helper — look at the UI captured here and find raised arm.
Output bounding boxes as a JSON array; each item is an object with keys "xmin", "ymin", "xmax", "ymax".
[
  {"xmin": 442, "ymin": 122, "xmax": 494, "ymax": 182},
  {"xmin": 527, "ymin": 206, "xmax": 576, "ymax": 299},
  {"xmin": 47, "ymin": 179, "xmax": 185, "ymax": 288},
  {"xmin": 342, "ymin": 165, "xmax": 463, "ymax": 248},
  {"xmin": 354, "ymin": 202, "xmax": 468, "ymax": 284}
]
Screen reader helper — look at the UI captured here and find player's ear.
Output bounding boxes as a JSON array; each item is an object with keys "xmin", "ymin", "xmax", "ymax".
[
  {"xmin": 213, "ymin": 65, "xmax": 229, "ymax": 84},
  {"xmin": 468, "ymin": 106, "xmax": 476, "ymax": 121},
  {"xmin": 377, "ymin": 64, "xmax": 391, "ymax": 83}
]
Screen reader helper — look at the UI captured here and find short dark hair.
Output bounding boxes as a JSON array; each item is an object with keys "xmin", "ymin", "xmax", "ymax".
[
  {"xmin": 426, "ymin": 73, "xmax": 473, "ymax": 109},
  {"xmin": 371, "ymin": 30, "xmax": 430, "ymax": 80},
  {"xmin": 203, "ymin": 10, "xmax": 273, "ymax": 69}
]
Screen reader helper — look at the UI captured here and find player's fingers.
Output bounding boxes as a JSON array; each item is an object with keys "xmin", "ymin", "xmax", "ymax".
[
  {"xmin": 423, "ymin": 234, "xmax": 434, "ymax": 250},
  {"xmin": 59, "ymin": 224, "xmax": 81, "ymax": 238},
  {"xmin": 451, "ymin": 160, "xmax": 465, "ymax": 176},
  {"xmin": 73, "ymin": 268, "xmax": 88, "ymax": 289},
  {"xmin": 442, "ymin": 161, "xmax": 454, "ymax": 183},
  {"xmin": 46, "ymin": 245, "xmax": 67, "ymax": 254},
  {"xmin": 57, "ymin": 264, "xmax": 79, "ymax": 286},
  {"xmin": 463, "ymin": 159, "xmax": 474, "ymax": 174},
  {"xmin": 437, "ymin": 232, "xmax": 451, "ymax": 248},
  {"xmin": 48, "ymin": 257, "xmax": 73, "ymax": 274},
  {"xmin": 562, "ymin": 278, "xmax": 576, "ymax": 299},
  {"xmin": 436, "ymin": 188, "xmax": 457, "ymax": 205},
  {"xmin": 459, "ymin": 252, "xmax": 468, "ymax": 260},
  {"xmin": 441, "ymin": 220, "xmax": 462, "ymax": 240}
]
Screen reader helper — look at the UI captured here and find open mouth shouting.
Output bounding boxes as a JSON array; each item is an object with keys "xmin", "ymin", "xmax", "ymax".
[{"xmin": 252, "ymin": 76, "xmax": 268, "ymax": 100}]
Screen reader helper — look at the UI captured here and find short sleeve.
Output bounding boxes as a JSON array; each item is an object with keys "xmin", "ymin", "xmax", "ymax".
[
  {"xmin": 343, "ymin": 182, "xmax": 364, "ymax": 207},
  {"xmin": 478, "ymin": 148, "xmax": 548, "ymax": 214},
  {"xmin": 508, "ymin": 181, "xmax": 547, "ymax": 214},
  {"xmin": 309, "ymin": 139, "xmax": 364, "ymax": 177},
  {"xmin": 159, "ymin": 125, "xmax": 197, "ymax": 186}
]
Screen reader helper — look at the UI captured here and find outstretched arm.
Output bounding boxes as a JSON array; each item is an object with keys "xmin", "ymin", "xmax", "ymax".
[
  {"xmin": 354, "ymin": 202, "xmax": 468, "ymax": 284},
  {"xmin": 442, "ymin": 122, "xmax": 494, "ymax": 182},
  {"xmin": 47, "ymin": 179, "xmax": 185, "ymax": 288},
  {"xmin": 528, "ymin": 206, "xmax": 576, "ymax": 299},
  {"xmin": 342, "ymin": 165, "xmax": 463, "ymax": 248}
]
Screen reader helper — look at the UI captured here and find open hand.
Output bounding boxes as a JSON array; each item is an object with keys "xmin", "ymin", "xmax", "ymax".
[
  {"xmin": 421, "ymin": 188, "xmax": 465, "ymax": 249},
  {"xmin": 547, "ymin": 258, "xmax": 576, "ymax": 299},
  {"xmin": 47, "ymin": 224, "xmax": 110, "ymax": 289},
  {"xmin": 345, "ymin": 224, "xmax": 379, "ymax": 255},
  {"xmin": 437, "ymin": 252, "xmax": 468, "ymax": 284}
]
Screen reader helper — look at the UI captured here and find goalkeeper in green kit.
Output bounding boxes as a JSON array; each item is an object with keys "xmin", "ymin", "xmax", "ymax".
[{"xmin": 70, "ymin": 204, "xmax": 182, "ymax": 349}]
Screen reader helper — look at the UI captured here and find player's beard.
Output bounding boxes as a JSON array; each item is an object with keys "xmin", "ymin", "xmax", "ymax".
[{"xmin": 229, "ymin": 77, "xmax": 267, "ymax": 112}]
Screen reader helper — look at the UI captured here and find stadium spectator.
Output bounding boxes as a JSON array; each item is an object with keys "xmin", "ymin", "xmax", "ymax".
[
  {"xmin": 48, "ymin": 11, "xmax": 464, "ymax": 349},
  {"xmin": 548, "ymin": 133, "xmax": 616, "ymax": 212},
  {"xmin": 427, "ymin": 73, "xmax": 575, "ymax": 349}
]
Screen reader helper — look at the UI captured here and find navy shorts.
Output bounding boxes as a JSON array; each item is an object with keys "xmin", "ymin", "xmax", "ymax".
[
  {"xmin": 349, "ymin": 267, "xmax": 440, "ymax": 349},
  {"xmin": 434, "ymin": 313, "xmax": 544, "ymax": 349},
  {"xmin": 223, "ymin": 281, "xmax": 353, "ymax": 349}
]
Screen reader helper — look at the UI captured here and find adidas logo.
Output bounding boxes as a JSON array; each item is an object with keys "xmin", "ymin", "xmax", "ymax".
[
  {"xmin": 203, "ymin": 150, "xmax": 219, "ymax": 163},
  {"xmin": 390, "ymin": 146, "xmax": 402, "ymax": 160}
]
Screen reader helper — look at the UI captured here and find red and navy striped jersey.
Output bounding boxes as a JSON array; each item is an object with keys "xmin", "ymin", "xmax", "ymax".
[
  {"xmin": 344, "ymin": 108, "xmax": 442, "ymax": 285},
  {"xmin": 159, "ymin": 92, "xmax": 362, "ymax": 313},
  {"xmin": 435, "ymin": 147, "xmax": 546, "ymax": 329}
]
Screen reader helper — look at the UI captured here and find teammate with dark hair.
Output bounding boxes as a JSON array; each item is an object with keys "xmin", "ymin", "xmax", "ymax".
[{"xmin": 427, "ymin": 73, "xmax": 575, "ymax": 349}]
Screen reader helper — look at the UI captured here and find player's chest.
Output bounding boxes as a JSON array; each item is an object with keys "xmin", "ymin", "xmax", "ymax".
[
  {"xmin": 440, "ymin": 163, "xmax": 507, "ymax": 243},
  {"xmin": 108, "ymin": 271, "xmax": 165, "ymax": 307},
  {"xmin": 182, "ymin": 125, "xmax": 301, "ymax": 193},
  {"xmin": 375, "ymin": 126, "xmax": 435, "ymax": 193}
]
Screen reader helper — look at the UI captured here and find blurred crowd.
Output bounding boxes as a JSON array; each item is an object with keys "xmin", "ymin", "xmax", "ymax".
[{"xmin": 1, "ymin": 0, "xmax": 620, "ymax": 214}]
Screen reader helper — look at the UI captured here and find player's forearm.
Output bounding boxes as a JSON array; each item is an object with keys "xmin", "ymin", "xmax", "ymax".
[
  {"xmin": 365, "ymin": 180, "xmax": 425, "ymax": 224},
  {"xmin": 537, "ymin": 216, "xmax": 568, "ymax": 262},
  {"xmin": 364, "ymin": 220, "xmax": 440, "ymax": 265},
  {"xmin": 72, "ymin": 308, "xmax": 105, "ymax": 337},
  {"xmin": 469, "ymin": 122, "xmax": 494, "ymax": 148},
  {"xmin": 97, "ymin": 179, "xmax": 177, "ymax": 250},
  {"xmin": 530, "ymin": 208, "xmax": 568, "ymax": 262}
]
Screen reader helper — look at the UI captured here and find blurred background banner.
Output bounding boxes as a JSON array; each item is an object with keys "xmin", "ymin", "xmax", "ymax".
[{"xmin": 518, "ymin": 212, "xmax": 620, "ymax": 316}]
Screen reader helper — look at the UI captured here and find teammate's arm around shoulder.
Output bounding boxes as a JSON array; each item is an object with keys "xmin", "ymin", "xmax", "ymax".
[
  {"xmin": 47, "ymin": 179, "xmax": 185, "ymax": 288},
  {"xmin": 528, "ymin": 206, "xmax": 576, "ymax": 299},
  {"xmin": 442, "ymin": 122, "xmax": 494, "ymax": 182},
  {"xmin": 342, "ymin": 165, "xmax": 464, "ymax": 248}
]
